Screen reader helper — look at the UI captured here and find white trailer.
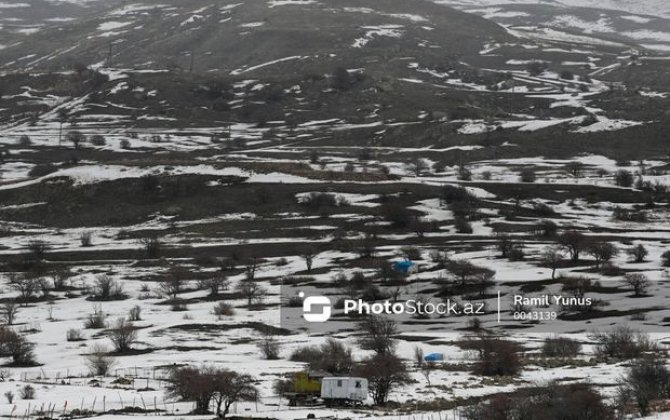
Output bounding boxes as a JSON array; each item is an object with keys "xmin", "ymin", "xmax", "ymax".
[{"xmin": 320, "ymin": 377, "xmax": 368, "ymax": 405}]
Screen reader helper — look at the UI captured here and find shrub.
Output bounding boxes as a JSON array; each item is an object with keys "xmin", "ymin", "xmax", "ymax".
[
  {"xmin": 624, "ymin": 273, "xmax": 649, "ymax": 297},
  {"xmin": 213, "ymin": 302, "xmax": 235, "ymax": 317},
  {"xmin": 80, "ymin": 232, "xmax": 93, "ymax": 247},
  {"xmin": 128, "ymin": 305, "xmax": 141, "ymax": 321},
  {"xmin": 472, "ymin": 337, "xmax": 521, "ymax": 376},
  {"xmin": 617, "ymin": 357, "xmax": 670, "ymax": 417},
  {"xmin": 18, "ymin": 135, "xmax": 31, "ymax": 146},
  {"xmin": 28, "ymin": 163, "xmax": 57, "ymax": 177},
  {"xmin": 662, "ymin": 250, "xmax": 670, "ymax": 267},
  {"xmin": 519, "ymin": 167, "xmax": 536, "ymax": 183},
  {"xmin": 257, "ymin": 335, "xmax": 281, "ymax": 360},
  {"xmin": 86, "ymin": 344, "xmax": 116, "ymax": 376},
  {"xmin": 627, "ymin": 244, "xmax": 648, "ymax": 263},
  {"xmin": 542, "ymin": 336, "xmax": 581, "ymax": 358},
  {"xmin": 19, "ymin": 385, "xmax": 35, "ymax": 400},
  {"xmin": 66, "ymin": 131, "xmax": 86, "ymax": 148},
  {"xmin": 138, "ymin": 235, "xmax": 161, "ymax": 259},
  {"xmin": 66, "ymin": 328, "xmax": 84, "ymax": 342},
  {"xmin": 465, "ymin": 383, "xmax": 611, "ymax": 420},
  {"xmin": 381, "ymin": 204, "xmax": 413, "ymax": 228},
  {"xmin": 400, "ymin": 246, "xmax": 421, "ymax": 261},
  {"xmin": 615, "ymin": 169, "xmax": 634, "ymax": 187},
  {"xmin": 90, "ymin": 135, "xmax": 106, "ymax": 146},
  {"xmin": 108, "ymin": 318, "xmax": 137, "ymax": 353},
  {"xmin": 613, "ymin": 207, "xmax": 647, "ymax": 222},
  {"xmin": 0, "ymin": 328, "xmax": 36, "ymax": 366},
  {"xmin": 84, "ymin": 306, "xmax": 107, "ymax": 329},
  {"xmin": 91, "ymin": 274, "xmax": 126, "ymax": 300},
  {"xmin": 457, "ymin": 165, "xmax": 472, "ymax": 181},
  {"xmin": 590, "ymin": 326, "xmax": 656, "ymax": 359},
  {"xmin": 290, "ymin": 338, "xmax": 353, "ymax": 374},
  {"xmin": 120, "ymin": 139, "xmax": 131, "ymax": 149},
  {"xmin": 454, "ymin": 216, "xmax": 473, "ymax": 234},
  {"xmin": 166, "ymin": 366, "xmax": 257, "ymax": 417},
  {"xmin": 4, "ymin": 391, "xmax": 13, "ymax": 403}
]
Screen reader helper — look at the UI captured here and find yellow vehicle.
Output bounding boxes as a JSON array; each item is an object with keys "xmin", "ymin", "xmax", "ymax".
[{"xmin": 287, "ymin": 370, "xmax": 326, "ymax": 406}]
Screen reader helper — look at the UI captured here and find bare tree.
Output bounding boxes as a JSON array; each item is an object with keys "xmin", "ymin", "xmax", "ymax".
[
  {"xmin": 0, "ymin": 328, "xmax": 36, "ymax": 366},
  {"xmin": 617, "ymin": 357, "xmax": 670, "ymax": 417},
  {"xmin": 108, "ymin": 318, "xmax": 137, "ymax": 353},
  {"xmin": 358, "ymin": 316, "xmax": 397, "ymax": 356},
  {"xmin": 10, "ymin": 274, "xmax": 39, "ymax": 305},
  {"xmin": 27, "ymin": 240, "xmax": 49, "ymax": 262},
  {"xmin": 257, "ymin": 335, "xmax": 281, "ymax": 360},
  {"xmin": 211, "ymin": 370, "xmax": 257, "ymax": 418},
  {"xmin": 244, "ymin": 257, "xmax": 259, "ymax": 281},
  {"xmin": 355, "ymin": 354, "xmax": 409, "ymax": 405},
  {"xmin": 66, "ymin": 130, "xmax": 86, "ymax": 149},
  {"xmin": 235, "ymin": 281, "xmax": 267, "ymax": 308},
  {"xmin": 542, "ymin": 246, "xmax": 564, "ymax": 279},
  {"xmin": 413, "ymin": 345, "xmax": 424, "ymax": 367},
  {"xmin": 421, "ymin": 361, "xmax": 436, "ymax": 387},
  {"xmin": 625, "ymin": 273, "xmax": 649, "ymax": 297},
  {"xmin": 2, "ymin": 302, "xmax": 18, "ymax": 325},
  {"xmin": 627, "ymin": 244, "xmax": 648, "ymax": 263},
  {"xmin": 166, "ymin": 366, "xmax": 257, "ymax": 417},
  {"xmin": 199, "ymin": 274, "xmax": 230, "ymax": 297},
  {"xmin": 138, "ymin": 235, "xmax": 161, "ymax": 259},
  {"xmin": 558, "ymin": 231, "xmax": 587, "ymax": 262},
  {"xmin": 587, "ymin": 242, "xmax": 618, "ymax": 269},
  {"xmin": 564, "ymin": 161, "xmax": 585, "ymax": 177},
  {"xmin": 85, "ymin": 344, "xmax": 116, "ymax": 376},
  {"xmin": 159, "ymin": 265, "xmax": 188, "ymax": 302},
  {"xmin": 92, "ymin": 274, "xmax": 125, "ymax": 300},
  {"xmin": 300, "ymin": 246, "xmax": 318, "ymax": 273},
  {"xmin": 406, "ymin": 157, "xmax": 429, "ymax": 177},
  {"xmin": 50, "ymin": 267, "xmax": 72, "ymax": 290}
]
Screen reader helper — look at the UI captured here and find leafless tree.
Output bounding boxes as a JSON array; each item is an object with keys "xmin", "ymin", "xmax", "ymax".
[
  {"xmin": 558, "ymin": 230, "xmax": 587, "ymax": 262},
  {"xmin": 358, "ymin": 316, "xmax": 397, "ymax": 356},
  {"xmin": 355, "ymin": 354, "xmax": 409, "ymax": 405},
  {"xmin": 406, "ymin": 157, "xmax": 429, "ymax": 177},
  {"xmin": 27, "ymin": 240, "xmax": 49, "ymax": 262},
  {"xmin": 10, "ymin": 274, "xmax": 39, "ymax": 305},
  {"xmin": 92, "ymin": 274, "xmax": 125, "ymax": 300},
  {"xmin": 625, "ymin": 273, "xmax": 649, "ymax": 297},
  {"xmin": 413, "ymin": 345, "xmax": 424, "ymax": 367},
  {"xmin": 627, "ymin": 244, "xmax": 648, "ymax": 263},
  {"xmin": 108, "ymin": 318, "xmax": 137, "ymax": 353},
  {"xmin": 159, "ymin": 265, "xmax": 188, "ymax": 302},
  {"xmin": 50, "ymin": 267, "xmax": 72, "ymax": 290},
  {"xmin": 199, "ymin": 274, "xmax": 230, "ymax": 297},
  {"xmin": 166, "ymin": 366, "xmax": 257, "ymax": 417},
  {"xmin": 235, "ymin": 281, "xmax": 267, "ymax": 308},
  {"xmin": 542, "ymin": 246, "xmax": 564, "ymax": 279},
  {"xmin": 587, "ymin": 242, "xmax": 618, "ymax": 269},
  {"xmin": 257, "ymin": 335, "xmax": 281, "ymax": 360},
  {"xmin": 301, "ymin": 246, "xmax": 318, "ymax": 273},
  {"xmin": 2, "ymin": 302, "xmax": 18, "ymax": 325},
  {"xmin": 85, "ymin": 344, "xmax": 116, "ymax": 376}
]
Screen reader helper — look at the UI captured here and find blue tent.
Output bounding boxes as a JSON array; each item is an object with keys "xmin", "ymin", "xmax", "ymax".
[
  {"xmin": 424, "ymin": 352, "xmax": 444, "ymax": 362},
  {"xmin": 392, "ymin": 260, "xmax": 416, "ymax": 274}
]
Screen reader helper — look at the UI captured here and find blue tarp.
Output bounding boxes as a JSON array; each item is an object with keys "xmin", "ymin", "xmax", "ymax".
[
  {"xmin": 392, "ymin": 260, "xmax": 416, "ymax": 274},
  {"xmin": 424, "ymin": 352, "xmax": 444, "ymax": 362}
]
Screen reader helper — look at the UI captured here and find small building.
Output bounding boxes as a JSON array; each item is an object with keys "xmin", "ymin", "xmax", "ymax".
[{"xmin": 321, "ymin": 377, "xmax": 368, "ymax": 403}]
